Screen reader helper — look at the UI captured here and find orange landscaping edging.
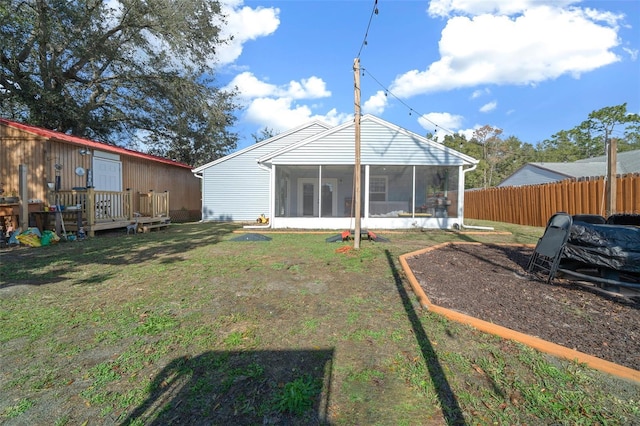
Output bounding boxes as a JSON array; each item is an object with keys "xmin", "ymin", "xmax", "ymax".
[{"xmin": 399, "ymin": 242, "xmax": 640, "ymax": 383}]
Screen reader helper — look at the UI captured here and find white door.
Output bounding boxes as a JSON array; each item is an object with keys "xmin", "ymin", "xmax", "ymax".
[
  {"xmin": 92, "ymin": 157, "xmax": 122, "ymax": 191},
  {"xmin": 297, "ymin": 178, "xmax": 338, "ymax": 217},
  {"xmin": 92, "ymin": 156, "xmax": 123, "ymax": 218}
]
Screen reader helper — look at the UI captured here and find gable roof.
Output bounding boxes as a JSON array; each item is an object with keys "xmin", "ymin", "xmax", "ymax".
[
  {"xmin": 191, "ymin": 119, "xmax": 332, "ymax": 173},
  {"xmin": 0, "ymin": 118, "xmax": 192, "ymax": 169},
  {"xmin": 258, "ymin": 114, "xmax": 478, "ymax": 166}
]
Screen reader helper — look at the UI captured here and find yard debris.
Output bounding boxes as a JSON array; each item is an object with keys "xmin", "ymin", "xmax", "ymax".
[{"xmin": 11, "ymin": 228, "xmax": 61, "ymax": 247}]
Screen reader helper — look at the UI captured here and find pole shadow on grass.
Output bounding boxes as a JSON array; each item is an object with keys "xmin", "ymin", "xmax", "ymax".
[
  {"xmin": 385, "ymin": 249, "xmax": 466, "ymax": 426},
  {"xmin": 121, "ymin": 348, "xmax": 334, "ymax": 425}
]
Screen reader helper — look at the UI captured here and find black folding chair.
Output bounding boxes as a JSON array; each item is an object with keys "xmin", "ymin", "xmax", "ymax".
[{"xmin": 527, "ymin": 212, "xmax": 573, "ymax": 283}]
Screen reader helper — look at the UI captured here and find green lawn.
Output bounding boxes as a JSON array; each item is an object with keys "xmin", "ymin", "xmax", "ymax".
[{"xmin": 0, "ymin": 221, "xmax": 638, "ymax": 425}]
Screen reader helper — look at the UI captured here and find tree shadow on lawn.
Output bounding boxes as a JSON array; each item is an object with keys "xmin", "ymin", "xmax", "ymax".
[
  {"xmin": 0, "ymin": 222, "xmax": 237, "ymax": 289},
  {"xmin": 121, "ymin": 348, "xmax": 334, "ymax": 425},
  {"xmin": 385, "ymin": 249, "xmax": 466, "ymax": 426}
]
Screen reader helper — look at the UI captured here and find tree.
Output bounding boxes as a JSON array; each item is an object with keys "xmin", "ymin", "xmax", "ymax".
[
  {"xmin": 538, "ymin": 103, "xmax": 640, "ymax": 161},
  {"xmin": 579, "ymin": 103, "xmax": 640, "ymax": 152},
  {"xmin": 0, "ymin": 0, "xmax": 238, "ymax": 167},
  {"xmin": 251, "ymin": 127, "xmax": 277, "ymax": 144}
]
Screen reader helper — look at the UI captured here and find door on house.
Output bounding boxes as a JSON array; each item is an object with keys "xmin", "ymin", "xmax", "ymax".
[
  {"xmin": 92, "ymin": 152, "xmax": 123, "ymax": 218},
  {"xmin": 297, "ymin": 178, "xmax": 337, "ymax": 217},
  {"xmin": 92, "ymin": 156, "xmax": 122, "ymax": 191}
]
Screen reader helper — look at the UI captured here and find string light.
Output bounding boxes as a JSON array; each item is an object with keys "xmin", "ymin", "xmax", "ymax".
[
  {"xmin": 353, "ymin": 1, "xmax": 454, "ymax": 137},
  {"xmin": 361, "ymin": 67, "xmax": 456, "ymax": 136},
  {"xmin": 356, "ymin": 0, "xmax": 379, "ymax": 59}
]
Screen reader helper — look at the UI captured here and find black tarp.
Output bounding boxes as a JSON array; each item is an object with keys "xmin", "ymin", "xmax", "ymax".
[{"xmin": 562, "ymin": 222, "xmax": 640, "ymax": 273}]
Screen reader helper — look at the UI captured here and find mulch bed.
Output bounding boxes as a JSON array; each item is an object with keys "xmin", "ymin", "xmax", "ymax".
[{"xmin": 405, "ymin": 243, "xmax": 640, "ymax": 372}]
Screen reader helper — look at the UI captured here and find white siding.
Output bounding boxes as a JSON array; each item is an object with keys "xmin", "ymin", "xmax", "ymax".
[
  {"xmin": 265, "ymin": 116, "xmax": 474, "ymax": 166},
  {"xmin": 199, "ymin": 122, "xmax": 329, "ymax": 221}
]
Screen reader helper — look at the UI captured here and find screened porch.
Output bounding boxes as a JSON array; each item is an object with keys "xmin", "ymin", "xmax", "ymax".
[{"xmin": 273, "ymin": 165, "xmax": 459, "ymax": 221}]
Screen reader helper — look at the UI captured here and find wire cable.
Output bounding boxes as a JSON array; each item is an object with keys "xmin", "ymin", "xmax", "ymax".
[
  {"xmin": 356, "ymin": 0, "xmax": 379, "ymax": 59},
  {"xmin": 362, "ymin": 67, "xmax": 456, "ymax": 136}
]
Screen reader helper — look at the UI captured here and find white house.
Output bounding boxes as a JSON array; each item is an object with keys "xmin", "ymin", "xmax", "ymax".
[{"xmin": 192, "ymin": 115, "xmax": 478, "ymax": 230}]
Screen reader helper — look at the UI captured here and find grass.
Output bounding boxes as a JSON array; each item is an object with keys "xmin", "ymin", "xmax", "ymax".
[{"xmin": 0, "ymin": 220, "xmax": 638, "ymax": 424}]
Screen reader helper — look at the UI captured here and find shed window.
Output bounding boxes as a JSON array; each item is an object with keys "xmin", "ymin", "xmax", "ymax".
[{"xmin": 370, "ymin": 176, "xmax": 387, "ymax": 201}]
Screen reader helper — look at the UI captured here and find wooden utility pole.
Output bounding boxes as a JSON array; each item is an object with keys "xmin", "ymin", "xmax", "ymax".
[
  {"xmin": 605, "ymin": 137, "xmax": 617, "ymax": 217},
  {"xmin": 353, "ymin": 58, "xmax": 362, "ymax": 249}
]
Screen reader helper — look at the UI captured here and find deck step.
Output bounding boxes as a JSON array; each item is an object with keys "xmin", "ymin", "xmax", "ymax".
[{"xmin": 141, "ymin": 221, "xmax": 171, "ymax": 233}]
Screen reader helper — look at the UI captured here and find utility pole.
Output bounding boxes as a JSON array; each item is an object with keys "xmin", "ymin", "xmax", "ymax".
[
  {"xmin": 605, "ymin": 136, "xmax": 617, "ymax": 217},
  {"xmin": 353, "ymin": 58, "xmax": 362, "ymax": 249}
]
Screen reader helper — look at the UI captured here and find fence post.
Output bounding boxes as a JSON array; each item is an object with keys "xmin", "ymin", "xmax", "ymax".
[{"xmin": 86, "ymin": 188, "xmax": 95, "ymax": 237}]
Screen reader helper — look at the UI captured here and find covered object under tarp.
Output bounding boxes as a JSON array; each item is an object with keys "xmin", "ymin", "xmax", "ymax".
[{"xmin": 562, "ymin": 222, "xmax": 640, "ymax": 275}]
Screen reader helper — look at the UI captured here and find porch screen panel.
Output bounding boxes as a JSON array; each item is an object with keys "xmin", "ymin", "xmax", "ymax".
[
  {"xmin": 275, "ymin": 165, "xmax": 318, "ymax": 217},
  {"xmin": 322, "ymin": 166, "xmax": 355, "ymax": 217},
  {"xmin": 368, "ymin": 166, "xmax": 412, "ymax": 217},
  {"xmin": 415, "ymin": 166, "xmax": 459, "ymax": 218}
]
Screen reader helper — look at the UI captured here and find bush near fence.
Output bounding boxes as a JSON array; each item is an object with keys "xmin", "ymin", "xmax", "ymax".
[{"xmin": 464, "ymin": 173, "xmax": 640, "ymax": 227}]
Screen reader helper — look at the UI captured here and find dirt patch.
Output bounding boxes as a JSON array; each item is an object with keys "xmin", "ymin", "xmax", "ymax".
[{"xmin": 406, "ymin": 243, "xmax": 640, "ymax": 372}]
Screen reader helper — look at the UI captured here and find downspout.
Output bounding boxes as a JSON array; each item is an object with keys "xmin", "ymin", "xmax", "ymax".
[
  {"xmin": 244, "ymin": 160, "xmax": 273, "ymax": 229},
  {"xmin": 193, "ymin": 172, "xmax": 204, "ymax": 222},
  {"xmin": 459, "ymin": 164, "xmax": 494, "ymax": 231}
]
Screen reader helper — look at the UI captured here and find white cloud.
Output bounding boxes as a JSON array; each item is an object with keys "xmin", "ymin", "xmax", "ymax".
[
  {"xmin": 479, "ymin": 101, "xmax": 497, "ymax": 113},
  {"xmin": 216, "ymin": 2, "xmax": 280, "ymax": 66},
  {"xmin": 470, "ymin": 88, "xmax": 490, "ymax": 99},
  {"xmin": 427, "ymin": 0, "xmax": 574, "ymax": 18},
  {"xmin": 243, "ymin": 98, "xmax": 349, "ymax": 131},
  {"xmin": 362, "ymin": 91, "xmax": 389, "ymax": 115},
  {"xmin": 285, "ymin": 77, "xmax": 331, "ymax": 99},
  {"xmin": 418, "ymin": 112, "xmax": 464, "ymax": 140},
  {"xmin": 225, "ymin": 72, "xmax": 330, "ymax": 100},
  {"xmin": 244, "ymin": 98, "xmax": 314, "ymax": 131},
  {"xmin": 225, "ymin": 72, "xmax": 277, "ymax": 99},
  {"xmin": 392, "ymin": 5, "xmax": 622, "ymax": 98},
  {"xmin": 226, "ymin": 72, "xmax": 347, "ymax": 131},
  {"xmin": 623, "ymin": 47, "xmax": 639, "ymax": 61}
]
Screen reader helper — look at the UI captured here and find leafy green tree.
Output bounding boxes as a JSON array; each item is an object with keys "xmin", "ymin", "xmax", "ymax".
[
  {"xmin": 0, "ymin": 0, "xmax": 238, "ymax": 167},
  {"xmin": 538, "ymin": 103, "xmax": 640, "ymax": 161}
]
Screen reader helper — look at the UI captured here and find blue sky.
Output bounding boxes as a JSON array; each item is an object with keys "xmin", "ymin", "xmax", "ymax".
[{"xmin": 213, "ymin": 0, "xmax": 640, "ymax": 152}]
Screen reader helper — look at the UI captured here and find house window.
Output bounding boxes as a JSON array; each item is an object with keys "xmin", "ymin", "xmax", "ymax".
[{"xmin": 370, "ymin": 176, "xmax": 387, "ymax": 201}]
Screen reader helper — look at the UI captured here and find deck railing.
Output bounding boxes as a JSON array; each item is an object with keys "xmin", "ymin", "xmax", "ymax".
[
  {"xmin": 139, "ymin": 190, "xmax": 170, "ymax": 218},
  {"xmin": 53, "ymin": 188, "xmax": 169, "ymax": 236}
]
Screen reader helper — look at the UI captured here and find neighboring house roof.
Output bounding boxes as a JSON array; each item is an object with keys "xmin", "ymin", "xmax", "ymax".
[
  {"xmin": 258, "ymin": 114, "xmax": 478, "ymax": 166},
  {"xmin": 192, "ymin": 119, "xmax": 332, "ymax": 173},
  {"xmin": 0, "ymin": 118, "xmax": 192, "ymax": 169},
  {"xmin": 498, "ymin": 149, "xmax": 640, "ymax": 187},
  {"xmin": 574, "ymin": 149, "xmax": 640, "ymax": 174}
]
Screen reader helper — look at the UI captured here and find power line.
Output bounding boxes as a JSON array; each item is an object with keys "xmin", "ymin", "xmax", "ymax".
[
  {"xmin": 356, "ymin": 0, "xmax": 379, "ymax": 59},
  {"xmin": 353, "ymin": 1, "xmax": 455, "ymax": 138},
  {"xmin": 362, "ymin": 67, "xmax": 457, "ymax": 136}
]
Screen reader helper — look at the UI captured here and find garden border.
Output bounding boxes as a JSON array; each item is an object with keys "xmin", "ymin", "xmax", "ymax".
[{"xmin": 399, "ymin": 242, "xmax": 640, "ymax": 383}]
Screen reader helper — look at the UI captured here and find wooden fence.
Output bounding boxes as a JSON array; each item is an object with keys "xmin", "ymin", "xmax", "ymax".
[{"xmin": 464, "ymin": 174, "xmax": 640, "ymax": 227}]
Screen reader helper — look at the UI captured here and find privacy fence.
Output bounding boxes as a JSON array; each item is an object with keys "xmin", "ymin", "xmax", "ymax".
[{"xmin": 464, "ymin": 173, "xmax": 640, "ymax": 228}]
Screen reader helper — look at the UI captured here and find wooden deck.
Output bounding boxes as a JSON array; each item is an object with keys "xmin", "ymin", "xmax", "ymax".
[{"xmin": 54, "ymin": 189, "xmax": 170, "ymax": 236}]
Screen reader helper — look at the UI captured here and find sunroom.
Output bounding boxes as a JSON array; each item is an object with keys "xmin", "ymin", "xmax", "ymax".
[{"xmin": 258, "ymin": 115, "xmax": 478, "ymax": 230}]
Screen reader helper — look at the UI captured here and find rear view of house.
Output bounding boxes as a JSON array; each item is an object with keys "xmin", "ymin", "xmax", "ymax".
[{"xmin": 193, "ymin": 115, "xmax": 478, "ymax": 230}]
